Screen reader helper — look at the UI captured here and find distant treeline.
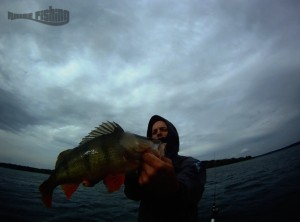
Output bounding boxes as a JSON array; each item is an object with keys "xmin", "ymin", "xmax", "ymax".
[
  {"xmin": 0, "ymin": 163, "xmax": 53, "ymax": 174},
  {"xmin": 0, "ymin": 156, "xmax": 253, "ymax": 174},
  {"xmin": 203, "ymin": 156, "xmax": 253, "ymax": 169},
  {"xmin": 203, "ymin": 141, "xmax": 300, "ymax": 168},
  {"xmin": 1, "ymin": 141, "xmax": 299, "ymax": 174}
]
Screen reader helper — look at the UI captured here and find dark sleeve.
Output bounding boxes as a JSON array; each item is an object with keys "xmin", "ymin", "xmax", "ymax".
[
  {"xmin": 175, "ymin": 159, "xmax": 206, "ymax": 204},
  {"xmin": 124, "ymin": 158, "xmax": 206, "ymax": 203},
  {"xmin": 124, "ymin": 171, "xmax": 143, "ymax": 201}
]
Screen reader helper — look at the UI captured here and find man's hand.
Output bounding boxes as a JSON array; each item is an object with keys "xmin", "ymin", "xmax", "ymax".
[{"xmin": 138, "ymin": 152, "xmax": 179, "ymax": 193}]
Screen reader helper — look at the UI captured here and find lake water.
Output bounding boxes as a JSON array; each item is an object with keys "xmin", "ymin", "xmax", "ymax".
[{"xmin": 0, "ymin": 144, "xmax": 299, "ymax": 222}]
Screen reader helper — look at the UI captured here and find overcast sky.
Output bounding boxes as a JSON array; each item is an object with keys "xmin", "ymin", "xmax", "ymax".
[{"xmin": 1, "ymin": 0, "xmax": 299, "ymax": 169}]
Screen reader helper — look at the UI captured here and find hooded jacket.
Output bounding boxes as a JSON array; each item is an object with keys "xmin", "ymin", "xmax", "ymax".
[
  {"xmin": 124, "ymin": 115, "xmax": 206, "ymax": 222},
  {"xmin": 146, "ymin": 115, "xmax": 179, "ymax": 159}
]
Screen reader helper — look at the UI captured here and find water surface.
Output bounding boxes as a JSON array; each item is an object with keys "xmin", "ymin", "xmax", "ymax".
[{"xmin": 1, "ymin": 145, "xmax": 299, "ymax": 221}]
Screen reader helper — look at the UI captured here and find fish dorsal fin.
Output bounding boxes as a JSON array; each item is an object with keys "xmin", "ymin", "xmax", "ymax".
[{"xmin": 79, "ymin": 121, "xmax": 124, "ymax": 146}]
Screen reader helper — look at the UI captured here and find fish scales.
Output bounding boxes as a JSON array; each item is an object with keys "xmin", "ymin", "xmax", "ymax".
[{"xmin": 56, "ymin": 133, "xmax": 125, "ymax": 181}]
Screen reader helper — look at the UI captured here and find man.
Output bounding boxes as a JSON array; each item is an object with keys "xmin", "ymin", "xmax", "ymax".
[{"xmin": 124, "ymin": 115, "xmax": 206, "ymax": 222}]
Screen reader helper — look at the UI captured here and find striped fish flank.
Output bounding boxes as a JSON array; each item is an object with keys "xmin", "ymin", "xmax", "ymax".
[{"xmin": 39, "ymin": 121, "xmax": 166, "ymax": 208}]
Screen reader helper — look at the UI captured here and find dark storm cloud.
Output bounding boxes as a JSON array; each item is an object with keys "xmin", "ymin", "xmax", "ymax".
[{"xmin": 0, "ymin": 88, "xmax": 38, "ymax": 132}]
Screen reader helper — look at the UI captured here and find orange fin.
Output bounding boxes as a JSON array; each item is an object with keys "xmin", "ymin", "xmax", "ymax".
[
  {"xmin": 39, "ymin": 187, "xmax": 53, "ymax": 207},
  {"xmin": 42, "ymin": 193, "xmax": 52, "ymax": 208},
  {"xmin": 61, "ymin": 183, "xmax": 80, "ymax": 199},
  {"xmin": 39, "ymin": 179, "xmax": 54, "ymax": 208},
  {"xmin": 103, "ymin": 174, "xmax": 125, "ymax": 193}
]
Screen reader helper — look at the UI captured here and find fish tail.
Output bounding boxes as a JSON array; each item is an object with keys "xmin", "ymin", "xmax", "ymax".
[{"xmin": 39, "ymin": 178, "xmax": 55, "ymax": 208}]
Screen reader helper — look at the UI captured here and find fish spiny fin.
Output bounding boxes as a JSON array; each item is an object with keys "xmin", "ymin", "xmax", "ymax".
[
  {"xmin": 103, "ymin": 174, "xmax": 125, "ymax": 193},
  {"xmin": 79, "ymin": 121, "xmax": 124, "ymax": 146},
  {"xmin": 61, "ymin": 183, "xmax": 80, "ymax": 199}
]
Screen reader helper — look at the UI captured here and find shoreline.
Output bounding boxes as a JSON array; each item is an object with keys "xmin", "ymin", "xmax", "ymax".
[{"xmin": 1, "ymin": 141, "xmax": 299, "ymax": 174}]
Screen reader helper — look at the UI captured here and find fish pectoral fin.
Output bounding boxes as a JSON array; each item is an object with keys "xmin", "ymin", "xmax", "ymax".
[
  {"xmin": 82, "ymin": 179, "xmax": 100, "ymax": 187},
  {"xmin": 82, "ymin": 180, "xmax": 93, "ymax": 187},
  {"xmin": 103, "ymin": 174, "xmax": 125, "ymax": 193},
  {"xmin": 61, "ymin": 183, "xmax": 80, "ymax": 199}
]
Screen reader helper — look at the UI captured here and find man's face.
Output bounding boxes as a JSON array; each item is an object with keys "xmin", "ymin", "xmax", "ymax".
[{"xmin": 151, "ymin": 121, "xmax": 168, "ymax": 139}]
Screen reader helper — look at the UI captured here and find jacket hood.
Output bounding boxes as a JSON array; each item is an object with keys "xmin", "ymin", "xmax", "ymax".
[{"xmin": 146, "ymin": 115, "xmax": 179, "ymax": 158}]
